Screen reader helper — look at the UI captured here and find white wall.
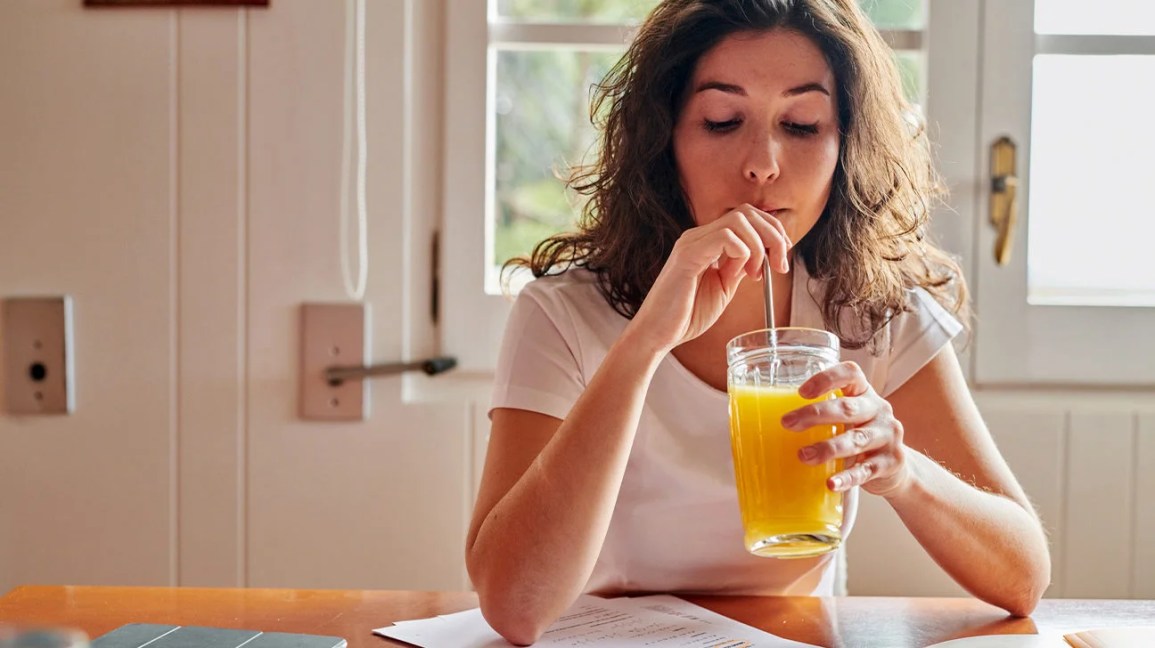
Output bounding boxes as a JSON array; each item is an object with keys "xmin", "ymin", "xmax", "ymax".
[
  {"xmin": 1, "ymin": 0, "xmax": 179, "ymax": 589},
  {"xmin": 1, "ymin": 0, "xmax": 1152, "ymax": 602},
  {"xmin": 0, "ymin": 0, "xmax": 469, "ymax": 594}
]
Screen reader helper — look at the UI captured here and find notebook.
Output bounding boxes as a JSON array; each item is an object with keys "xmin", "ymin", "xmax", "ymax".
[{"xmin": 91, "ymin": 624, "xmax": 346, "ymax": 648}]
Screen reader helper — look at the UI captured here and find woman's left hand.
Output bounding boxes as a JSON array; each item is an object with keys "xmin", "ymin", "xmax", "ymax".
[{"xmin": 781, "ymin": 361, "xmax": 913, "ymax": 498}]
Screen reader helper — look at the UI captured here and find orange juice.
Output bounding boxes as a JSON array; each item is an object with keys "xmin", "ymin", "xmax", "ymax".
[{"xmin": 728, "ymin": 384, "xmax": 844, "ymax": 558}]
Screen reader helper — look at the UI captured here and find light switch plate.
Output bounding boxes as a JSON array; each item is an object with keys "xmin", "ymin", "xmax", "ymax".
[
  {"xmin": 2, "ymin": 296, "xmax": 75, "ymax": 415},
  {"xmin": 300, "ymin": 302, "xmax": 370, "ymax": 421}
]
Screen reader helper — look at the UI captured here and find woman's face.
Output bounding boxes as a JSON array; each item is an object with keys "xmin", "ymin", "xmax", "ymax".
[{"xmin": 673, "ymin": 29, "xmax": 841, "ymax": 246}]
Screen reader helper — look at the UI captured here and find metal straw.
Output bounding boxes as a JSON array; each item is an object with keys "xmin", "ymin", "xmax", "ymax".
[
  {"xmin": 762, "ymin": 253, "xmax": 780, "ymax": 385},
  {"xmin": 761, "ymin": 254, "xmax": 777, "ymax": 338}
]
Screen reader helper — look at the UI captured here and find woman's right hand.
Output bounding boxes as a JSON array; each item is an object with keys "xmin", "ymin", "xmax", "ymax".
[{"xmin": 629, "ymin": 205, "xmax": 792, "ymax": 354}]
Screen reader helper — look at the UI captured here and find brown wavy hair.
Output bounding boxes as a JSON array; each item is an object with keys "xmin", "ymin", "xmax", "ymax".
[{"xmin": 503, "ymin": 0, "xmax": 970, "ymax": 350}]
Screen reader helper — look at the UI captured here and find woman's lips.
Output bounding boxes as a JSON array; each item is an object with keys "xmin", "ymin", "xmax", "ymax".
[{"xmin": 722, "ymin": 205, "xmax": 786, "ymax": 216}]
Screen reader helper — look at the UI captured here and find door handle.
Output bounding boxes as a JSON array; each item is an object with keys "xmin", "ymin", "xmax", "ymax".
[
  {"xmin": 326, "ymin": 356, "xmax": 457, "ymax": 385},
  {"xmin": 990, "ymin": 136, "xmax": 1019, "ymax": 266}
]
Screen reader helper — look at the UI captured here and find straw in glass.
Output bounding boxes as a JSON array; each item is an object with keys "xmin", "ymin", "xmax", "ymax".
[
  {"xmin": 761, "ymin": 254, "xmax": 777, "ymax": 342},
  {"xmin": 761, "ymin": 253, "xmax": 780, "ymax": 384}
]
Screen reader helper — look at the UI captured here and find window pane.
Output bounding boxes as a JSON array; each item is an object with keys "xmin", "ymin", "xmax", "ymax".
[
  {"xmin": 860, "ymin": 0, "xmax": 924, "ymax": 30},
  {"xmin": 1036, "ymin": 0, "xmax": 1155, "ymax": 35},
  {"xmin": 1027, "ymin": 55, "xmax": 1155, "ymax": 306},
  {"xmin": 496, "ymin": 0, "xmax": 659, "ymax": 23},
  {"xmin": 492, "ymin": 49, "xmax": 621, "ymax": 286}
]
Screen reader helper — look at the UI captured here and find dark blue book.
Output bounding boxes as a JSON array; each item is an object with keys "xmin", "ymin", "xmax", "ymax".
[{"xmin": 91, "ymin": 624, "xmax": 346, "ymax": 648}]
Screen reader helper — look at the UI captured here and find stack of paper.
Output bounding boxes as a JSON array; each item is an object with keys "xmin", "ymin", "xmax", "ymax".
[{"xmin": 374, "ymin": 594, "xmax": 820, "ymax": 647}]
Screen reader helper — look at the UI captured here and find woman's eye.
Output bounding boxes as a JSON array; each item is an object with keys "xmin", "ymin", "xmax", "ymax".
[
  {"xmin": 784, "ymin": 121, "xmax": 820, "ymax": 136},
  {"xmin": 703, "ymin": 118, "xmax": 742, "ymax": 133}
]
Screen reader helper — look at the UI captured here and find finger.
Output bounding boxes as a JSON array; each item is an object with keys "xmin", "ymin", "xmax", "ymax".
[
  {"xmin": 781, "ymin": 394, "xmax": 878, "ymax": 430},
  {"xmin": 734, "ymin": 205, "xmax": 789, "ymax": 274},
  {"xmin": 717, "ymin": 211, "xmax": 768, "ymax": 279},
  {"xmin": 716, "ymin": 254, "xmax": 748, "ymax": 290},
  {"xmin": 799, "ymin": 361, "xmax": 872, "ymax": 399},
  {"xmin": 712, "ymin": 228, "xmax": 753, "ymax": 276},
  {"xmin": 675, "ymin": 227, "xmax": 751, "ymax": 277},
  {"xmin": 828, "ymin": 452, "xmax": 896, "ymax": 492},
  {"xmin": 798, "ymin": 426, "xmax": 890, "ymax": 465},
  {"xmin": 755, "ymin": 206, "xmax": 791, "ymax": 248},
  {"xmin": 743, "ymin": 204, "xmax": 790, "ymax": 270}
]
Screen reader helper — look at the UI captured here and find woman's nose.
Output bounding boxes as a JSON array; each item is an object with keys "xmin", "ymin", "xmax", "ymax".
[{"xmin": 744, "ymin": 135, "xmax": 781, "ymax": 184}]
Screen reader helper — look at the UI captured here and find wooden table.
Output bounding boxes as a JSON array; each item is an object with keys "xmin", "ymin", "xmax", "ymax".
[{"xmin": 1, "ymin": 586, "xmax": 1153, "ymax": 647}]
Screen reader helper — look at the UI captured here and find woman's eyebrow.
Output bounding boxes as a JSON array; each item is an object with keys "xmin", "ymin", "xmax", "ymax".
[
  {"xmin": 782, "ymin": 81, "xmax": 831, "ymax": 97},
  {"xmin": 693, "ymin": 80, "xmax": 831, "ymax": 97},
  {"xmin": 694, "ymin": 80, "xmax": 746, "ymax": 96}
]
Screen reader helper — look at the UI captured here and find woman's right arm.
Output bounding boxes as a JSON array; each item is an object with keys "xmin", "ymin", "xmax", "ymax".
[
  {"xmin": 467, "ymin": 327, "xmax": 666, "ymax": 645},
  {"xmin": 465, "ymin": 207, "xmax": 788, "ymax": 645}
]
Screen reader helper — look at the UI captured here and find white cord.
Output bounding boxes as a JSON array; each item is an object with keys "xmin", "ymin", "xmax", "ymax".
[{"xmin": 340, "ymin": 0, "xmax": 369, "ymax": 301}]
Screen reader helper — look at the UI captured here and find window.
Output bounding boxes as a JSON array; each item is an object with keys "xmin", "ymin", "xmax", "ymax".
[
  {"xmin": 1028, "ymin": 54, "xmax": 1155, "ymax": 306},
  {"xmin": 485, "ymin": 1, "xmax": 658, "ymax": 299},
  {"xmin": 442, "ymin": 0, "xmax": 652, "ymax": 372},
  {"xmin": 443, "ymin": 0, "xmax": 932, "ymax": 372},
  {"xmin": 973, "ymin": 0, "xmax": 1155, "ymax": 385}
]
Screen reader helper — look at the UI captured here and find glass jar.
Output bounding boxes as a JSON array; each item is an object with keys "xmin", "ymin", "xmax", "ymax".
[{"xmin": 726, "ymin": 327, "xmax": 844, "ymax": 558}]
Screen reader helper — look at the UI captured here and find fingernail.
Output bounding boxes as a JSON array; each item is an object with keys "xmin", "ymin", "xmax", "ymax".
[
  {"xmin": 798, "ymin": 446, "xmax": 816, "ymax": 462},
  {"xmin": 830, "ymin": 476, "xmax": 844, "ymax": 491},
  {"xmin": 781, "ymin": 413, "xmax": 799, "ymax": 428},
  {"xmin": 779, "ymin": 258, "xmax": 789, "ymax": 273}
]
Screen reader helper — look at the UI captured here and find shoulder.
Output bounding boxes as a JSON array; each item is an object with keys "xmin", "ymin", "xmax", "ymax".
[
  {"xmin": 871, "ymin": 286, "xmax": 963, "ymax": 396},
  {"xmin": 795, "ymin": 265, "xmax": 959, "ymax": 343},
  {"xmin": 505, "ymin": 267, "xmax": 622, "ymax": 352},
  {"xmin": 892, "ymin": 286, "xmax": 964, "ymax": 345},
  {"xmin": 515, "ymin": 267, "xmax": 613, "ymax": 327},
  {"xmin": 518, "ymin": 267, "xmax": 602, "ymax": 306},
  {"xmin": 492, "ymin": 268, "xmax": 621, "ymax": 415},
  {"xmin": 799, "ymin": 267, "xmax": 963, "ymax": 396}
]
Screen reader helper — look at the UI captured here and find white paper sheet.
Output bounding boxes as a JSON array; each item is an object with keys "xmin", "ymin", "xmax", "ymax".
[{"xmin": 373, "ymin": 594, "xmax": 820, "ymax": 647}]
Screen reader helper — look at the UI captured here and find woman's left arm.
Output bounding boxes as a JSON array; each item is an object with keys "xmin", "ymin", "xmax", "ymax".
[{"xmin": 785, "ymin": 344, "xmax": 1051, "ymax": 616}]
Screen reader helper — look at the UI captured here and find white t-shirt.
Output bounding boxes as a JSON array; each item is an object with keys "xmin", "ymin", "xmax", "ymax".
[{"xmin": 490, "ymin": 263, "xmax": 962, "ymax": 596}]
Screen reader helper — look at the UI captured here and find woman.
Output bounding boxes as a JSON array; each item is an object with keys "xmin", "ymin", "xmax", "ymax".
[{"xmin": 465, "ymin": 0, "xmax": 1051, "ymax": 644}]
